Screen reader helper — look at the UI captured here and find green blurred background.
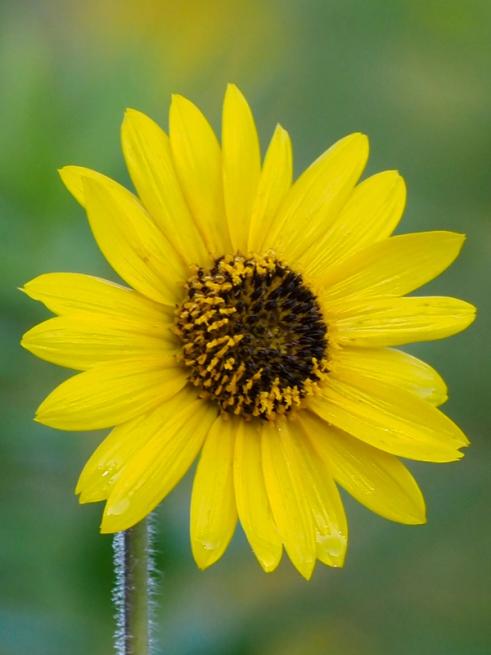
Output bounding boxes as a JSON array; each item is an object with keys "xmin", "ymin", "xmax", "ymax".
[{"xmin": 1, "ymin": 1, "xmax": 490, "ymax": 653}]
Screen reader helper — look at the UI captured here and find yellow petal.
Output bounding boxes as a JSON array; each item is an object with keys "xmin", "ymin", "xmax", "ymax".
[
  {"xmin": 35, "ymin": 357, "xmax": 187, "ymax": 430},
  {"xmin": 264, "ymin": 133, "xmax": 368, "ymax": 264},
  {"xmin": 287, "ymin": 419, "xmax": 348, "ymax": 567},
  {"xmin": 304, "ymin": 171, "xmax": 406, "ymax": 275},
  {"xmin": 21, "ymin": 273, "xmax": 172, "ymax": 327},
  {"xmin": 59, "ymin": 165, "xmax": 113, "ymax": 207},
  {"xmin": 330, "ymin": 296, "xmax": 476, "ymax": 347},
  {"xmin": 101, "ymin": 388, "xmax": 215, "ymax": 533},
  {"xmin": 190, "ymin": 416, "xmax": 237, "ymax": 569},
  {"xmin": 169, "ymin": 94, "xmax": 231, "ymax": 255},
  {"xmin": 222, "ymin": 84, "xmax": 261, "ymax": 252},
  {"xmin": 121, "ymin": 108, "xmax": 210, "ymax": 267},
  {"xmin": 247, "ymin": 124, "xmax": 292, "ymax": 253},
  {"xmin": 303, "ymin": 413, "xmax": 426, "ymax": 525},
  {"xmin": 21, "ymin": 315, "xmax": 177, "ymax": 371},
  {"xmin": 83, "ymin": 176, "xmax": 185, "ymax": 305},
  {"xmin": 76, "ymin": 412, "xmax": 154, "ymax": 503},
  {"xmin": 330, "ymin": 347, "xmax": 447, "ymax": 406},
  {"xmin": 234, "ymin": 421, "xmax": 282, "ymax": 572},
  {"xmin": 309, "ymin": 376, "xmax": 469, "ymax": 462},
  {"xmin": 320, "ymin": 232, "xmax": 465, "ymax": 301},
  {"xmin": 261, "ymin": 420, "xmax": 316, "ymax": 579}
]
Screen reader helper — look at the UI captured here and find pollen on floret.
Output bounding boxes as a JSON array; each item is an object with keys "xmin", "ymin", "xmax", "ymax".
[{"xmin": 175, "ymin": 254, "xmax": 329, "ymax": 420}]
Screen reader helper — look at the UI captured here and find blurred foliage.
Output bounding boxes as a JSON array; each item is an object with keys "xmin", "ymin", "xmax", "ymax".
[{"xmin": 1, "ymin": 1, "xmax": 490, "ymax": 654}]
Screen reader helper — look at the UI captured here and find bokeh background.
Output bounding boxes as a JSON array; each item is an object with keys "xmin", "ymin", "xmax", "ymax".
[{"xmin": 1, "ymin": 1, "xmax": 490, "ymax": 653}]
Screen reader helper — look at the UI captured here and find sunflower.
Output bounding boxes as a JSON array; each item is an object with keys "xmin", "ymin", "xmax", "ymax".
[{"xmin": 21, "ymin": 84, "xmax": 475, "ymax": 579}]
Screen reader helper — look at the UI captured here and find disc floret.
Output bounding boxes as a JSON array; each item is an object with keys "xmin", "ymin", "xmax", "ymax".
[{"xmin": 175, "ymin": 254, "xmax": 328, "ymax": 420}]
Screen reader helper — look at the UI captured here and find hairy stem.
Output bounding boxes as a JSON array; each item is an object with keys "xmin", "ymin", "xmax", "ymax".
[{"xmin": 113, "ymin": 515, "xmax": 156, "ymax": 655}]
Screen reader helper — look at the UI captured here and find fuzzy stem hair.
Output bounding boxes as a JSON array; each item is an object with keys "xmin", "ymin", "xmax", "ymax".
[{"xmin": 112, "ymin": 515, "xmax": 157, "ymax": 655}]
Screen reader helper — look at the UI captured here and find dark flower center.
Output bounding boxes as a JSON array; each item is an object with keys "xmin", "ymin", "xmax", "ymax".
[{"xmin": 175, "ymin": 254, "xmax": 328, "ymax": 420}]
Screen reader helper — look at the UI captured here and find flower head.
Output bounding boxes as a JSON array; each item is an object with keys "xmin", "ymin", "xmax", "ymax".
[{"xmin": 21, "ymin": 84, "xmax": 475, "ymax": 578}]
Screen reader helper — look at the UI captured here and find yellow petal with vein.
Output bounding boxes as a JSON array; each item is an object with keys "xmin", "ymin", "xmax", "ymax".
[
  {"xmin": 83, "ymin": 176, "xmax": 184, "ymax": 305},
  {"xmin": 101, "ymin": 389, "xmax": 215, "ymax": 533},
  {"xmin": 304, "ymin": 171, "xmax": 406, "ymax": 275},
  {"xmin": 59, "ymin": 165, "xmax": 113, "ymax": 207},
  {"xmin": 222, "ymin": 84, "xmax": 261, "ymax": 252},
  {"xmin": 303, "ymin": 413, "xmax": 426, "ymax": 524},
  {"xmin": 248, "ymin": 124, "xmax": 292, "ymax": 253},
  {"xmin": 76, "ymin": 412, "xmax": 154, "ymax": 503},
  {"xmin": 21, "ymin": 315, "xmax": 177, "ymax": 371},
  {"xmin": 35, "ymin": 358, "xmax": 187, "ymax": 430},
  {"xmin": 330, "ymin": 296, "xmax": 476, "ymax": 347},
  {"xmin": 262, "ymin": 421, "xmax": 316, "ymax": 579},
  {"xmin": 169, "ymin": 94, "xmax": 231, "ymax": 255},
  {"xmin": 287, "ymin": 420, "xmax": 348, "ymax": 567},
  {"xmin": 264, "ymin": 133, "xmax": 368, "ymax": 264},
  {"xmin": 330, "ymin": 347, "xmax": 447, "ymax": 405},
  {"xmin": 309, "ymin": 376, "xmax": 469, "ymax": 462},
  {"xmin": 234, "ymin": 421, "xmax": 282, "ymax": 572},
  {"xmin": 320, "ymin": 232, "xmax": 465, "ymax": 301},
  {"xmin": 121, "ymin": 108, "xmax": 210, "ymax": 267},
  {"xmin": 21, "ymin": 273, "xmax": 172, "ymax": 326},
  {"xmin": 191, "ymin": 416, "xmax": 237, "ymax": 569}
]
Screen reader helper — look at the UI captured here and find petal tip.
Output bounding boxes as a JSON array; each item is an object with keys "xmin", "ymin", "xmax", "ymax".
[
  {"xmin": 100, "ymin": 511, "xmax": 126, "ymax": 534},
  {"xmin": 352, "ymin": 131, "xmax": 369, "ymax": 147},
  {"xmin": 272, "ymin": 123, "xmax": 290, "ymax": 143},
  {"xmin": 19, "ymin": 277, "xmax": 44, "ymax": 300},
  {"xmin": 58, "ymin": 165, "xmax": 78, "ymax": 182},
  {"xmin": 225, "ymin": 81, "xmax": 241, "ymax": 95},
  {"xmin": 299, "ymin": 563, "xmax": 315, "ymax": 581},
  {"xmin": 291, "ymin": 557, "xmax": 316, "ymax": 580},
  {"xmin": 382, "ymin": 169, "xmax": 404, "ymax": 186},
  {"xmin": 256, "ymin": 549, "xmax": 283, "ymax": 573},
  {"xmin": 33, "ymin": 414, "xmax": 45, "ymax": 426},
  {"xmin": 19, "ymin": 335, "xmax": 32, "ymax": 353},
  {"xmin": 259, "ymin": 561, "xmax": 280, "ymax": 574},
  {"xmin": 58, "ymin": 165, "xmax": 92, "ymax": 206},
  {"xmin": 99, "ymin": 521, "xmax": 116, "ymax": 535},
  {"xmin": 78, "ymin": 492, "xmax": 92, "ymax": 505},
  {"xmin": 34, "ymin": 404, "xmax": 58, "ymax": 429},
  {"xmin": 334, "ymin": 131, "xmax": 369, "ymax": 162},
  {"xmin": 169, "ymin": 93, "xmax": 197, "ymax": 123},
  {"xmin": 122, "ymin": 107, "xmax": 149, "ymax": 128},
  {"xmin": 192, "ymin": 543, "xmax": 222, "ymax": 570},
  {"xmin": 170, "ymin": 93, "xmax": 188, "ymax": 109},
  {"xmin": 79, "ymin": 486, "xmax": 107, "ymax": 504}
]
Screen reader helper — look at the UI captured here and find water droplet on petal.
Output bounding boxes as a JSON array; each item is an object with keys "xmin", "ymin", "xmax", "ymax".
[
  {"xmin": 107, "ymin": 498, "xmax": 130, "ymax": 516},
  {"xmin": 316, "ymin": 531, "xmax": 347, "ymax": 558},
  {"xmin": 198, "ymin": 539, "xmax": 219, "ymax": 552}
]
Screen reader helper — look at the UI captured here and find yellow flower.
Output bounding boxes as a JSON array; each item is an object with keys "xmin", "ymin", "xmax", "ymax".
[{"xmin": 21, "ymin": 84, "xmax": 475, "ymax": 579}]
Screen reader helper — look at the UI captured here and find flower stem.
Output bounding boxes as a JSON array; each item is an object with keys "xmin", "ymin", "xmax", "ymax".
[{"xmin": 113, "ymin": 515, "xmax": 155, "ymax": 655}]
